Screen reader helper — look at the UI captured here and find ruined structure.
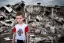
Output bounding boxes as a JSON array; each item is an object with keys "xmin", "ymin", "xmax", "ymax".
[
  {"xmin": 25, "ymin": 4, "xmax": 64, "ymax": 43},
  {"xmin": 0, "ymin": 1, "xmax": 64, "ymax": 43},
  {"xmin": 0, "ymin": 1, "xmax": 25, "ymax": 43}
]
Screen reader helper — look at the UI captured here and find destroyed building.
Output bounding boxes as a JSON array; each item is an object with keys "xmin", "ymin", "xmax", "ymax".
[
  {"xmin": 25, "ymin": 4, "xmax": 64, "ymax": 43},
  {"xmin": 0, "ymin": 1, "xmax": 64, "ymax": 43},
  {"xmin": 0, "ymin": 1, "xmax": 25, "ymax": 43}
]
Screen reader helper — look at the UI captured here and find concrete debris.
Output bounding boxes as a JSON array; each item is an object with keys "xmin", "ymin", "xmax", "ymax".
[
  {"xmin": 25, "ymin": 5, "xmax": 64, "ymax": 43},
  {"xmin": 4, "ymin": 37, "xmax": 11, "ymax": 41},
  {"xmin": 0, "ymin": 1, "xmax": 25, "ymax": 43},
  {"xmin": 3, "ymin": 6, "xmax": 13, "ymax": 12},
  {"xmin": 0, "ymin": 1, "xmax": 64, "ymax": 43}
]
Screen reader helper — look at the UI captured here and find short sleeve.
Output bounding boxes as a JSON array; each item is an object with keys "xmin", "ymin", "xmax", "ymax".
[
  {"xmin": 25, "ymin": 26, "xmax": 29, "ymax": 34},
  {"xmin": 13, "ymin": 27, "xmax": 16, "ymax": 33}
]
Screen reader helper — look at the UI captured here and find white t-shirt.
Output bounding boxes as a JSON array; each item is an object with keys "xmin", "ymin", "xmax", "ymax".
[{"xmin": 13, "ymin": 23, "xmax": 28, "ymax": 40}]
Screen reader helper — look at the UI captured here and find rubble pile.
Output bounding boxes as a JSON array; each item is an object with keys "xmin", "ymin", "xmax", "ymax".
[
  {"xmin": 0, "ymin": 1, "xmax": 25, "ymax": 39},
  {"xmin": 25, "ymin": 5, "xmax": 64, "ymax": 43},
  {"xmin": 0, "ymin": 1, "xmax": 64, "ymax": 43}
]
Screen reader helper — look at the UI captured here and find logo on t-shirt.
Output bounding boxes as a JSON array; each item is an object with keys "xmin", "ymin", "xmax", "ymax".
[{"xmin": 17, "ymin": 29, "xmax": 23, "ymax": 36}]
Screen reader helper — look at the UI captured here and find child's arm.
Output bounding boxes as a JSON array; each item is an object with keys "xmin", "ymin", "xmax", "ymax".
[
  {"xmin": 12, "ymin": 33, "xmax": 15, "ymax": 43},
  {"xmin": 12, "ymin": 27, "xmax": 16, "ymax": 43},
  {"xmin": 26, "ymin": 32, "xmax": 29, "ymax": 43},
  {"xmin": 25, "ymin": 26, "xmax": 29, "ymax": 43}
]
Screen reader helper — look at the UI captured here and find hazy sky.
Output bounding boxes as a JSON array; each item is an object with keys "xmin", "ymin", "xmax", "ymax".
[{"xmin": 0, "ymin": 0, "xmax": 64, "ymax": 7}]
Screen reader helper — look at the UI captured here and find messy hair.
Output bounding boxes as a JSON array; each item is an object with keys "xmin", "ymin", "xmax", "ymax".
[{"xmin": 16, "ymin": 12, "xmax": 25, "ymax": 18}]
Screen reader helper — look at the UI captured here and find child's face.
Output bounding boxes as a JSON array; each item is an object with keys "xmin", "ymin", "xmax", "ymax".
[{"xmin": 16, "ymin": 15, "xmax": 24, "ymax": 24}]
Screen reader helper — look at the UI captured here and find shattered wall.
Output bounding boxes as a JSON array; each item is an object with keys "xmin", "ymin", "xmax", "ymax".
[{"xmin": 25, "ymin": 5, "xmax": 64, "ymax": 43}]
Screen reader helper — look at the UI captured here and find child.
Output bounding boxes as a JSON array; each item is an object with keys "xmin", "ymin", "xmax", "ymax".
[{"xmin": 12, "ymin": 12, "xmax": 29, "ymax": 43}]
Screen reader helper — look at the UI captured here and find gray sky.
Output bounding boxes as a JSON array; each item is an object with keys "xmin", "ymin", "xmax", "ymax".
[{"xmin": 0, "ymin": 0, "xmax": 64, "ymax": 7}]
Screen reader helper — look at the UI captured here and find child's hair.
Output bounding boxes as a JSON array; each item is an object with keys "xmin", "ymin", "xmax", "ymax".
[{"xmin": 16, "ymin": 12, "xmax": 25, "ymax": 18}]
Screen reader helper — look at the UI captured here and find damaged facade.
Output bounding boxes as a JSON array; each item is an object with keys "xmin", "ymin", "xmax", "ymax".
[{"xmin": 0, "ymin": 1, "xmax": 64, "ymax": 43}]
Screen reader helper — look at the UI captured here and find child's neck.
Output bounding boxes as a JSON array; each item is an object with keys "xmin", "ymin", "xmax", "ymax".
[{"xmin": 18, "ymin": 22, "xmax": 24, "ymax": 25}]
